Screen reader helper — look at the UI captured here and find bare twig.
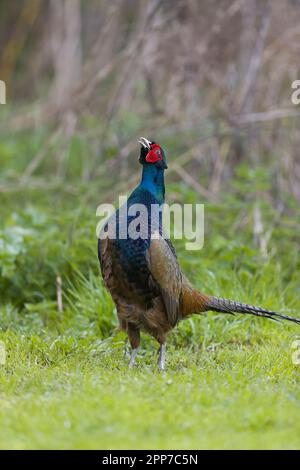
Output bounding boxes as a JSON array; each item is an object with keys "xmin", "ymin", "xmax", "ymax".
[
  {"xmin": 235, "ymin": 108, "xmax": 300, "ymax": 125},
  {"xmin": 235, "ymin": 3, "xmax": 271, "ymax": 114},
  {"xmin": 253, "ymin": 203, "xmax": 269, "ymax": 258},
  {"xmin": 20, "ymin": 128, "xmax": 62, "ymax": 184},
  {"xmin": 56, "ymin": 276, "xmax": 63, "ymax": 313},
  {"xmin": 172, "ymin": 164, "xmax": 217, "ymax": 202}
]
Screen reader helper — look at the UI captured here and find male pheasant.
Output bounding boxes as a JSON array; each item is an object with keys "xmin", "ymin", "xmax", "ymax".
[{"xmin": 98, "ymin": 137, "xmax": 300, "ymax": 370}]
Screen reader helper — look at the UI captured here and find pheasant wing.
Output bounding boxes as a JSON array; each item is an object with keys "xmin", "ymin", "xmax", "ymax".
[{"xmin": 147, "ymin": 234, "xmax": 182, "ymax": 327}]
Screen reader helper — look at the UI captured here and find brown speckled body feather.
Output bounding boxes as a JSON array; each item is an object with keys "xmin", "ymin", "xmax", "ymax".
[{"xmin": 98, "ymin": 231, "xmax": 210, "ymax": 347}]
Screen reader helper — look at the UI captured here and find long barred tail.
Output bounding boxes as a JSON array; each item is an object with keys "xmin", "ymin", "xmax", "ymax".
[{"xmin": 205, "ymin": 296, "xmax": 300, "ymax": 325}]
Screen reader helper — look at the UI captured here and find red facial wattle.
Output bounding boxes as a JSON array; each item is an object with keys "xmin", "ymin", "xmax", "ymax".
[{"xmin": 145, "ymin": 144, "xmax": 163, "ymax": 163}]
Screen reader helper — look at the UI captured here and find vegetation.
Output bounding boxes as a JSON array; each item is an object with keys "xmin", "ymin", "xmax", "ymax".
[
  {"xmin": 0, "ymin": 0, "xmax": 300, "ymax": 450},
  {"xmin": 0, "ymin": 125, "xmax": 300, "ymax": 449}
]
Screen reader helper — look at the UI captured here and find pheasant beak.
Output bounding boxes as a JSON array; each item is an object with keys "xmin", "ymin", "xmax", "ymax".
[{"xmin": 138, "ymin": 137, "xmax": 151, "ymax": 150}]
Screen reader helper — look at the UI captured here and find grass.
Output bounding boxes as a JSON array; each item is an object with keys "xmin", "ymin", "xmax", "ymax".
[
  {"xmin": 0, "ymin": 129, "xmax": 300, "ymax": 449},
  {"xmin": 1, "ymin": 322, "xmax": 300, "ymax": 449}
]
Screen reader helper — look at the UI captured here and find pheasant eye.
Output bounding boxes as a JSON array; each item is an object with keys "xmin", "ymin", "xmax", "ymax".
[{"xmin": 156, "ymin": 150, "xmax": 161, "ymax": 156}]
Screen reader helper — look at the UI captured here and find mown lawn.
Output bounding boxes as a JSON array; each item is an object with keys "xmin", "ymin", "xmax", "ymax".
[
  {"xmin": 1, "ymin": 321, "xmax": 300, "ymax": 449},
  {"xmin": 0, "ymin": 131, "xmax": 300, "ymax": 449}
]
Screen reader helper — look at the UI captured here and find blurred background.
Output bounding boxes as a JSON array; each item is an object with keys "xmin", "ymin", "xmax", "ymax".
[
  {"xmin": 1, "ymin": 0, "xmax": 300, "ymax": 193},
  {"xmin": 0, "ymin": 0, "xmax": 299, "ymax": 324}
]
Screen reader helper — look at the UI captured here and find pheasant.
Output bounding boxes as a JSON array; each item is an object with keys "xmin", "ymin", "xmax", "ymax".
[{"xmin": 98, "ymin": 137, "xmax": 300, "ymax": 370}]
